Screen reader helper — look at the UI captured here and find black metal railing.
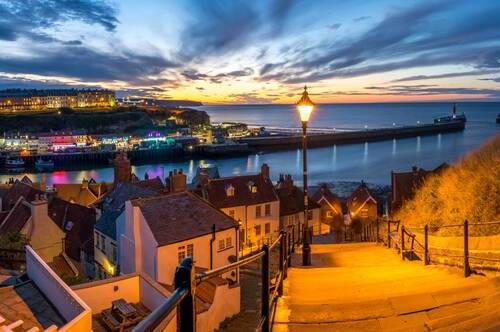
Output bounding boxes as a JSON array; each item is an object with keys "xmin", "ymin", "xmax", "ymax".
[
  {"xmin": 385, "ymin": 220, "xmax": 500, "ymax": 278},
  {"xmin": 133, "ymin": 231, "xmax": 294, "ymax": 332}
]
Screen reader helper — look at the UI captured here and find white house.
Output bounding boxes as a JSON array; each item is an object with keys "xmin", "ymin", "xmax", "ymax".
[
  {"xmin": 197, "ymin": 164, "xmax": 280, "ymax": 253},
  {"xmin": 119, "ymin": 191, "xmax": 240, "ymax": 331}
]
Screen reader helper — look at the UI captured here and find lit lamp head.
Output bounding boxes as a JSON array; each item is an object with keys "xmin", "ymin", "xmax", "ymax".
[{"xmin": 296, "ymin": 85, "xmax": 315, "ymax": 123}]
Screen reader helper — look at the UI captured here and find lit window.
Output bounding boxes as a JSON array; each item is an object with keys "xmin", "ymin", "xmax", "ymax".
[
  {"xmin": 218, "ymin": 239, "xmax": 225, "ymax": 251},
  {"xmin": 225, "ymin": 184, "xmax": 235, "ymax": 197},
  {"xmin": 327, "ymin": 211, "xmax": 334, "ymax": 218},
  {"xmin": 361, "ymin": 208, "xmax": 368, "ymax": 218},
  {"xmin": 187, "ymin": 244, "xmax": 194, "ymax": 258},
  {"xmin": 226, "ymin": 237, "xmax": 232, "ymax": 248},
  {"xmin": 178, "ymin": 246, "xmax": 186, "ymax": 263},
  {"xmin": 307, "ymin": 211, "xmax": 313, "ymax": 220},
  {"xmin": 265, "ymin": 223, "xmax": 270, "ymax": 234},
  {"xmin": 228, "ymin": 209, "xmax": 235, "ymax": 219},
  {"xmin": 256, "ymin": 206, "xmax": 262, "ymax": 218}
]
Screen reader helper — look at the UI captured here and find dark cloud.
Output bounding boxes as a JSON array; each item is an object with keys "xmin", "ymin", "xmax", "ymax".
[
  {"xmin": 261, "ymin": 1, "xmax": 500, "ymax": 84},
  {"xmin": 228, "ymin": 92, "xmax": 275, "ymax": 104},
  {"xmin": 479, "ymin": 77, "xmax": 500, "ymax": 83},
  {"xmin": 0, "ymin": 0, "xmax": 118, "ymax": 43},
  {"xmin": 391, "ymin": 70, "xmax": 500, "ymax": 82},
  {"xmin": 328, "ymin": 23, "xmax": 341, "ymax": 31},
  {"xmin": 181, "ymin": 68, "xmax": 254, "ymax": 83},
  {"xmin": 353, "ymin": 16, "xmax": 371, "ymax": 22}
]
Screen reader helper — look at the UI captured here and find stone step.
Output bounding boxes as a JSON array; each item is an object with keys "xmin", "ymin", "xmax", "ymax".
[{"xmin": 432, "ymin": 306, "xmax": 500, "ymax": 332}]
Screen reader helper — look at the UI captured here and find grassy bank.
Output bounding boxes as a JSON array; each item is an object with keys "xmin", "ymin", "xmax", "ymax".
[{"xmin": 396, "ymin": 134, "xmax": 500, "ymax": 235}]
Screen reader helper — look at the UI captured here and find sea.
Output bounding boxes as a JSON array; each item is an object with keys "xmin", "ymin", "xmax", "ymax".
[{"xmin": 1, "ymin": 102, "xmax": 498, "ymax": 186}]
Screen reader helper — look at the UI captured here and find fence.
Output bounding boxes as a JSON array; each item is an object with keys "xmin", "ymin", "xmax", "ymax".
[
  {"xmin": 133, "ymin": 231, "xmax": 294, "ymax": 332},
  {"xmin": 385, "ymin": 219, "xmax": 500, "ymax": 278}
]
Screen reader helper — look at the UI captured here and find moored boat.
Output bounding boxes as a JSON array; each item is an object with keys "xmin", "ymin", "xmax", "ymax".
[
  {"xmin": 5, "ymin": 157, "xmax": 25, "ymax": 168},
  {"xmin": 496, "ymin": 112, "xmax": 500, "ymax": 124},
  {"xmin": 35, "ymin": 158, "xmax": 54, "ymax": 170}
]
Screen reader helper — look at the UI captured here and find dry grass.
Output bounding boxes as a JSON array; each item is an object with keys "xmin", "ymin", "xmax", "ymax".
[{"xmin": 396, "ymin": 134, "xmax": 500, "ymax": 236}]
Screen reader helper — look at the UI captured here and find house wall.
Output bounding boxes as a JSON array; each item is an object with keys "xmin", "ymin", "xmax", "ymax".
[
  {"xmin": 281, "ymin": 208, "xmax": 322, "ymax": 240},
  {"xmin": 156, "ymin": 227, "xmax": 237, "ymax": 285},
  {"xmin": 221, "ymin": 200, "xmax": 279, "ymax": 251},
  {"xmin": 197, "ymin": 284, "xmax": 240, "ymax": 332},
  {"xmin": 351, "ymin": 201, "xmax": 378, "ymax": 221},
  {"xmin": 94, "ymin": 230, "xmax": 117, "ymax": 279}
]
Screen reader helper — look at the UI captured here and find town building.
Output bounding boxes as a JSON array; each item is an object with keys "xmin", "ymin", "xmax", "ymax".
[
  {"xmin": 390, "ymin": 164, "xmax": 448, "ymax": 214},
  {"xmin": 275, "ymin": 174, "xmax": 322, "ymax": 242},
  {"xmin": 119, "ymin": 191, "xmax": 240, "ymax": 331},
  {"xmin": 0, "ymin": 89, "xmax": 115, "ymax": 112},
  {"xmin": 54, "ymin": 178, "xmax": 109, "ymax": 207},
  {"xmin": 312, "ymin": 184, "xmax": 344, "ymax": 232},
  {"xmin": 196, "ymin": 164, "xmax": 280, "ymax": 253},
  {"xmin": 347, "ymin": 181, "xmax": 378, "ymax": 222}
]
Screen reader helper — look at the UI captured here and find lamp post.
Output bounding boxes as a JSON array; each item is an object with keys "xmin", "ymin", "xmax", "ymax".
[{"xmin": 296, "ymin": 86, "xmax": 315, "ymax": 266}]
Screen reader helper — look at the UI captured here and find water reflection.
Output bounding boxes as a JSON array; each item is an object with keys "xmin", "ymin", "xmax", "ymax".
[
  {"xmin": 363, "ymin": 142, "xmax": 369, "ymax": 163},
  {"xmin": 437, "ymin": 134, "xmax": 442, "ymax": 149},
  {"xmin": 392, "ymin": 139, "xmax": 397, "ymax": 155},
  {"xmin": 416, "ymin": 136, "xmax": 421, "ymax": 153}
]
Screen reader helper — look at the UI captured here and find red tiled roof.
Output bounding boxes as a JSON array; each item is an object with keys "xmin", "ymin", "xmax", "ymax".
[
  {"xmin": 131, "ymin": 191, "xmax": 237, "ymax": 246},
  {"xmin": 202, "ymin": 174, "xmax": 278, "ymax": 209},
  {"xmin": 0, "ymin": 198, "xmax": 31, "ymax": 234}
]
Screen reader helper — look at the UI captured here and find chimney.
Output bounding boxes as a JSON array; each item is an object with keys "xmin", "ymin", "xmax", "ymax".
[
  {"xmin": 81, "ymin": 178, "xmax": 88, "ymax": 189},
  {"xmin": 412, "ymin": 166, "xmax": 418, "ymax": 174},
  {"xmin": 169, "ymin": 168, "xmax": 187, "ymax": 193},
  {"xmin": 261, "ymin": 163, "xmax": 270, "ymax": 179},
  {"xmin": 40, "ymin": 174, "xmax": 47, "ymax": 192},
  {"xmin": 29, "ymin": 194, "xmax": 48, "ymax": 227}
]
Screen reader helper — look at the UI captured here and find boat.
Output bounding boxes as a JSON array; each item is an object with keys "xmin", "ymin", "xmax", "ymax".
[
  {"xmin": 496, "ymin": 112, "xmax": 500, "ymax": 124},
  {"xmin": 434, "ymin": 103, "xmax": 467, "ymax": 124},
  {"xmin": 5, "ymin": 158, "xmax": 25, "ymax": 168},
  {"xmin": 35, "ymin": 158, "xmax": 54, "ymax": 171}
]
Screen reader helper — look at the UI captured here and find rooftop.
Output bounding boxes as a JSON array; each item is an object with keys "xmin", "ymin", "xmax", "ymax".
[{"xmin": 131, "ymin": 191, "xmax": 238, "ymax": 246}]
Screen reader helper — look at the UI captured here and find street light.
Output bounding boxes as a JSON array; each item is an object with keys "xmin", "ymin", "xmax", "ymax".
[{"xmin": 296, "ymin": 86, "xmax": 315, "ymax": 266}]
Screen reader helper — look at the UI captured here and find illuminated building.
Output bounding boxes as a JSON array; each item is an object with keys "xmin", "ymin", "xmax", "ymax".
[{"xmin": 0, "ymin": 89, "xmax": 115, "ymax": 112}]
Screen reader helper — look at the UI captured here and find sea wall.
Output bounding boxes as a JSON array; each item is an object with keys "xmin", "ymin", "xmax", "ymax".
[{"xmin": 238, "ymin": 121, "xmax": 465, "ymax": 149}]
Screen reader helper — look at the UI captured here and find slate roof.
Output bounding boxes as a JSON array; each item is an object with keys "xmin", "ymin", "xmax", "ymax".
[
  {"xmin": 202, "ymin": 174, "xmax": 278, "ymax": 209},
  {"xmin": 275, "ymin": 186, "xmax": 319, "ymax": 217},
  {"xmin": 48, "ymin": 197, "xmax": 96, "ymax": 260},
  {"xmin": 191, "ymin": 165, "xmax": 220, "ymax": 186},
  {"xmin": 0, "ymin": 198, "xmax": 31, "ymax": 234},
  {"xmin": 132, "ymin": 177, "xmax": 165, "ymax": 193},
  {"xmin": 100, "ymin": 181, "xmax": 160, "ymax": 212},
  {"xmin": 0, "ymin": 182, "xmax": 43, "ymax": 211},
  {"xmin": 312, "ymin": 185, "xmax": 341, "ymax": 206},
  {"xmin": 132, "ymin": 191, "xmax": 238, "ymax": 246},
  {"xmin": 95, "ymin": 210, "xmax": 122, "ymax": 239}
]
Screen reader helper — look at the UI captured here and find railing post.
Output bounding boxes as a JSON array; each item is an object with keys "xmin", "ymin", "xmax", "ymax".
[
  {"xmin": 401, "ymin": 225, "xmax": 405, "ymax": 260},
  {"xmin": 175, "ymin": 257, "xmax": 196, "ymax": 332},
  {"xmin": 291, "ymin": 225, "xmax": 295, "ymax": 253},
  {"xmin": 376, "ymin": 218, "xmax": 379, "ymax": 244},
  {"xmin": 278, "ymin": 232, "xmax": 285, "ymax": 296},
  {"xmin": 387, "ymin": 219, "xmax": 391, "ymax": 248},
  {"xmin": 283, "ymin": 231, "xmax": 289, "ymax": 279},
  {"xmin": 464, "ymin": 220, "xmax": 470, "ymax": 278},
  {"xmin": 261, "ymin": 244, "xmax": 270, "ymax": 332},
  {"xmin": 424, "ymin": 224, "xmax": 429, "ymax": 265}
]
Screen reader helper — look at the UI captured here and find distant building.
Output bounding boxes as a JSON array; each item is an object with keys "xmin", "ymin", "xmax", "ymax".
[
  {"xmin": 275, "ymin": 174, "xmax": 322, "ymax": 241},
  {"xmin": 195, "ymin": 164, "xmax": 280, "ymax": 252},
  {"xmin": 0, "ymin": 89, "xmax": 115, "ymax": 112},
  {"xmin": 390, "ymin": 164, "xmax": 448, "ymax": 214},
  {"xmin": 312, "ymin": 184, "xmax": 344, "ymax": 232},
  {"xmin": 347, "ymin": 181, "xmax": 378, "ymax": 222}
]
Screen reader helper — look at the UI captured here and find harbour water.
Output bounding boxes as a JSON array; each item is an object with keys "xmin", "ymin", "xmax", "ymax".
[{"xmin": 1, "ymin": 102, "xmax": 498, "ymax": 186}]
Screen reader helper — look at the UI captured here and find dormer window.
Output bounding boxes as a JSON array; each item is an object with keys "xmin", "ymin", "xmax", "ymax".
[
  {"xmin": 225, "ymin": 184, "xmax": 235, "ymax": 197},
  {"xmin": 248, "ymin": 181, "xmax": 257, "ymax": 193}
]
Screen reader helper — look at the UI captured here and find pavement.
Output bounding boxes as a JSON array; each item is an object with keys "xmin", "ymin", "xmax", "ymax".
[{"xmin": 274, "ymin": 242, "xmax": 500, "ymax": 331}]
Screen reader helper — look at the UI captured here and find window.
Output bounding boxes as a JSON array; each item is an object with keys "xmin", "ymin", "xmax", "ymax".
[
  {"xmin": 327, "ymin": 211, "xmax": 334, "ymax": 218},
  {"xmin": 101, "ymin": 235, "xmax": 106, "ymax": 251},
  {"xmin": 255, "ymin": 225, "xmax": 261, "ymax": 236},
  {"xmin": 361, "ymin": 208, "xmax": 368, "ymax": 218},
  {"xmin": 228, "ymin": 209, "xmax": 235, "ymax": 219},
  {"xmin": 111, "ymin": 244, "xmax": 116, "ymax": 263},
  {"xmin": 178, "ymin": 246, "xmax": 186, "ymax": 263},
  {"xmin": 256, "ymin": 206, "xmax": 262, "ymax": 218},
  {"xmin": 95, "ymin": 231, "xmax": 101, "ymax": 249},
  {"xmin": 225, "ymin": 184, "xmax": 235, "ymax": 197},
  {"xmin": 307, "ymin": 211, "xmax": 313, "ymax": 220},
  {"xmin": 218, "ymin": 239, "xmax": 225, "ymax": 251},
  {"xmin": 265, "ymin": 223, "xmax": 270, "ymax": 234},
  {"xmin": 226, "ymin": 237, "xmax": 232, "ymax": 248},
  {"xmin": 265, "ymin": 204, "xmax": 271, "ymax": 216}
]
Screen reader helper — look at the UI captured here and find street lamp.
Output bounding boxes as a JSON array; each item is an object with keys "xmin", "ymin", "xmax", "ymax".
[{"xmin": 296, "ymin": 86, "xmax": 315, "ymax": 266}]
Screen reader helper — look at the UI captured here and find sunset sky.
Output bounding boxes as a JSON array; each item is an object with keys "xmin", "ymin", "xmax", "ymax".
[{"xmin": 1, "ymin": 0, "xmax": 499, "ymax": 104}]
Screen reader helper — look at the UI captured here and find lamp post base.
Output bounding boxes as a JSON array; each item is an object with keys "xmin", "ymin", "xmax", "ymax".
[{"xmin": 302, "ymin": 227, "xmax": 312, "ymax": 266}]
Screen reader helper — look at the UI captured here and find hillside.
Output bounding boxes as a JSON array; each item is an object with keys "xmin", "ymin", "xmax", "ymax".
[{"xmin": 396, "ymin": 134, "xmax": 500, "ymax": 235}]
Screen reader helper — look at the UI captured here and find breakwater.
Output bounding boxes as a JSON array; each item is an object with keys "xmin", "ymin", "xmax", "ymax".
[{"xmin": 238, "ymin": 121, "xmax": 465, "ymax": 150}]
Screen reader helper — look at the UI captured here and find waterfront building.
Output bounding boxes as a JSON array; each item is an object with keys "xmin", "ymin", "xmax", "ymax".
[
  {"xmin": 195, "ymin": 164, "xmax": 280, "ymax": 253},
  {"xmin": 113, "ymin": 151, "xmax": 132, "ymax": 185},
  {"xmin": 312, "ymin": 184, "xmax": 344, "ymax": 232},
  {"xmin": 347, "ymin": 181, "xmax": 378, "ymax": 222},
  {"xmin": 390, "ymin": 164, "xmax": 448, "ymax": 214},
  {"xmin": 0, "ymin": 89, "xmax": 115, "ymax": 112},
  {"xmin": 275, "ymin": 174, "xmax": 322, "ymax": 241},
  {"xmin": 119, "ymin": 191, "xmax": 240, "ymax": 331}
]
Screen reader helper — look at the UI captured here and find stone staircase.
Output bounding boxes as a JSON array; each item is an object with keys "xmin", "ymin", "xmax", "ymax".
[{"xmin": 274, "ymin": 243, "xmax": 500, "ymax": 331}]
